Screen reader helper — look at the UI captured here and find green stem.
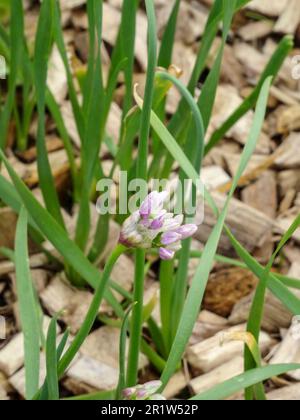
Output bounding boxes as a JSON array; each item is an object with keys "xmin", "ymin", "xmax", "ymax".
[
  {"xmin": 159, "ymin": 260, "xmax": 174, "ymax": 352},
  {"xmin": 126, "ymin": 248, "xmax": 146, "ymax": 385}
]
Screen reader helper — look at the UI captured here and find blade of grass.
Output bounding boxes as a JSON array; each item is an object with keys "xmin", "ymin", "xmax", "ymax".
[
  {"xmin": 53, "ymin": 0, "xmax": 85, "ymax": 142},
  {"xmin": 244, "ymin": 213, "xmax": 300, "ymax": 399},
  {"xmin": 116, "ymin": 303, "xmax": 135, "ymax": 400},
  {"xmin": 64, "ymin": 390, "xmax": 115, "ymax": 401},
  {"xmin": 190, "ymin": 364, "xmax": 300, "ymax": 400},
  {"xmin": 37, "ymin": 328, "xmax": 70, "ymax": 400},
  {"xmin": 45, "ymin": 317, "xmax": 59, "ymax": 400},
  {"xmin": 225, "ymin": 227, "xmax": 300, "ymax": 319},
  {"xmin": 75, "ymin": 0, "xmax": 105, "ymax": 251},
  {"xmin": 15, "ymin": 207, "xmax": 40, "ymax": 400},
  {"xmin": 34, "ymin": 0, "xmax": 65, "ymax": 228},
  {"xmin": 157, "ymin": 0, "xmax": 180, "ymax": 68}
]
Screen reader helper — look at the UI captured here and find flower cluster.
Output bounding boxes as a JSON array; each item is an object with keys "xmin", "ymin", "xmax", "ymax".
[
  {"xmin": 119, "ymin": 191, "xmax": 198, "ymax": 260},
  {"xmin": 122, "ymin": 380, "xmax": 166, "ymax": 401}
]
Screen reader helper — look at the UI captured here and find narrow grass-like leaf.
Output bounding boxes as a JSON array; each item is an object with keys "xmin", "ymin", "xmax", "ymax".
[
  {"xmin": 225, "ymin": 227, "xmax": 300, "ymax": 317},
  {"xmin": 64, "ymin": 390, "xmax": 115, "ymax": 401},
  {"xmin": 244, "ymin": 213, "xmax": 300, "ymax": 399},
  {"xmin": 37, "ymin": 328, "xmax": 70, "ymax": 401},
  {"xmin": 116, "ymin": 304, "xmax": 135, "ymax": 400},
  {"xmin": 158, "ymin": 0, "xmax": 180, "ymax": 68},
  {"xmin": 190, "ymin": 364, "xmax": 300, "ymax": 400},
  {"xmin": 34, "ymin": 0, "xmax": 65, "ymax": 228},
  {"xmin": 75, "ymin": 0, "xmax": 105, "ymax": 251},
  {"xmin": 45, "ymin": 317, "xmax": 59, "ymax": 400},
  {"xmin": 53, "ymin": 0, "xmax": 85, "ymax": 142},
  {"xmin": 15, "ymin": 207, "xmax": 40, "ymax": 400}
]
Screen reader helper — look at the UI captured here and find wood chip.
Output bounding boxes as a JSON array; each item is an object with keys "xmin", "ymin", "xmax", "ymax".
[
  {"xmin": 60, "ymin": 101, "xmax": 81, "ymax": 148},
  {"xmin": 80, "ymin": 326, "xmax": 147, "ymax": 371},
  {"xmin": 206, "ymin": 84, "xmax": 270, "ymax": 154},
  {"xmin": 247, "ymin": 0, "xmax": 288, "ymax": 17},
  {"xmin": 201, "ymin": 166, "xmax": 231, "ymax": 191},
  {"xmin": 190, "ymin": 311, "xmax": 228, "ymax": 346},
  {"xmin": 0, "ymin": 317, "xmax": 59, "ymax": 376},
  {"xmin": 0, "ymin": 385, "xmax": 8, "ymax": 400},
  {"xmin": 66, "ymin": 355, "xmax": 119, "ymax": 391},
  {"xmin": 277, "ymin": 106, "xmax": 300, "ymax": 134},
  {"xmin": 267, "ymin": 383, "xmax": 300, "ymax": 400},
  {"xmin": 60, "ymin": 0, "xmax": 86, "ymax": 10},
  {"xmin": 196, "ymin": 192, "xmax": 273, "ymax": 254},
  {"xmin": 189, "ymin": 356, "xmax": 244, "ymax": 396},
  {"xmin": 274, "ymin": 0, "xmax": 300, "ymax": 34},
  {"xmin": 229, "ymin": 263, "xmax": 300, "ymax": 332},
  {"xmin": 47, "ymin": 45, "xmax": 68, "ymax": 104},
  {"xmin": 275, "ymin": 133, "xmax": 300, "ymax": 167},
  {"xmin": 40, "ymin": 274, "xmax": 94, "ymax": 334},
  {"xmin": 187, "ymin": 324, "xmax": 273, "ymax": 373},
  {"xmin": 276, "ymin": 211, "xmax": 300, "ymax": 243},
  {"xmin": 238, "ymin": 20, "xmax": 274, "ymax": 41},
  {"xmin": 0, "ymin": 208, "xmax": 18, "ymax": 260},
  {"xmin": 270, "ymin": 324, "xmax": 300, "ymax": 380},
  {"xmin": 203, "ymin": 268, "xmax": 258, "ymax": 317},
  {"xmin": 9, "ymin": 354, "xmax": 47, "ymax": 398},
  {"xmin": 278, "ymin": 170, "xmax": 300, "ymax": 196},
  {"xmin": 163, "ymin": 371, "xmax": 187, "ymax": 399},
  {"xmin": 40, "ymin": 255, "xmax": 131, "ymax": 333},
  {"xmin": 9, "ymin": 269, "xmax": 48, "ymax": 295},
  {"xmin": 241, "ymin": 171, "xmax": 277, "ymax": 219}
]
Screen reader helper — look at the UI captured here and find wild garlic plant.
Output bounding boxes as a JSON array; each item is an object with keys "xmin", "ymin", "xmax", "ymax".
[{"xmin": 0, "ymin": 0, "xmax": 300, "ymax": 401}]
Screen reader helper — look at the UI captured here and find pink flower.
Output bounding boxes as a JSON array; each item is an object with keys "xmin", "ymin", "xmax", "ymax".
[
  {"xmin": 119, "ymin": 191, "xmax": 198, "ymax": 260},
  {"xmin": 122, "ymin": 380, "xmax": 165, "ymax": 400}
]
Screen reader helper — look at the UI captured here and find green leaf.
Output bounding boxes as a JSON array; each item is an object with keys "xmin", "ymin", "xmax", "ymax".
[
  {"xmin": 158, "ymin": 0, "xmax": 180, "ymax": 68},
  {"xmin": 190, "ymin": 364, "xmax": 300, "ymax": 400},
  {"xmin": 15, "ymin": 207, "xmax": 40, "ymax": 400},
  {"xmin": 52, "ymin": 0, "xmax": 85, "ymax": 142},
  {"xmin": 45, "ymin": 317, "xmax": 59, "ymax": 400},
  {"xmin": 116, "ymin": 304, "xmax": 135, "ymax": 400},
  {"xmin": 34, "ymin": 0, "xmax": 65, "ymax": 228},
  {"xmin": 244, "ymin": 213, "xmax": 300, "ymax": 399}
]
